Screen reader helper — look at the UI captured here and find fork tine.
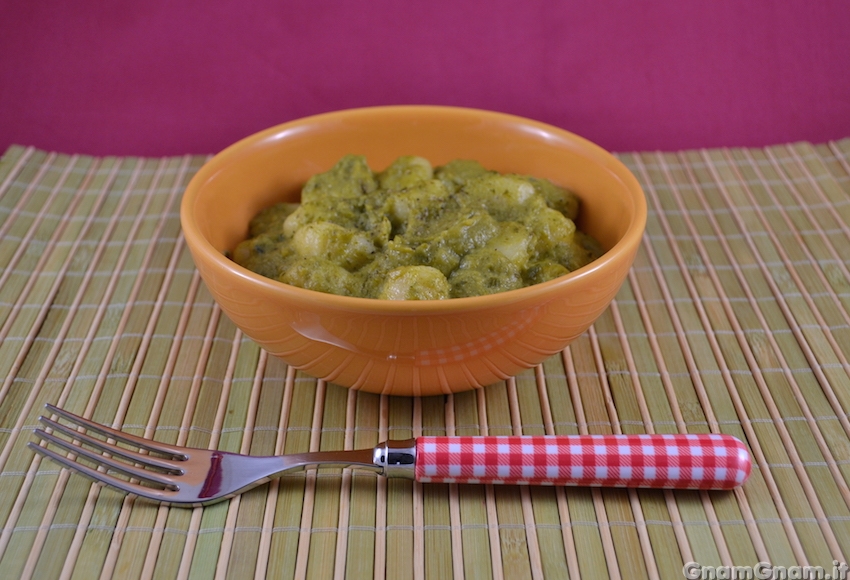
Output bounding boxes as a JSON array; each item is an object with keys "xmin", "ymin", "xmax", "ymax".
[
  {"xmin": 28, "ymin": 442, "xmax": 175, "ymax": 503},
  {"xmin": 38, "ymin": 416, "xmax": 183, "ymax": 474},
  {"xmin": 44, "ymin": 403, "xmax": 188, "ymax": 459},
  {"xmin": 33, "ymin": 429, "xmax": 178, "ymax": 489}
]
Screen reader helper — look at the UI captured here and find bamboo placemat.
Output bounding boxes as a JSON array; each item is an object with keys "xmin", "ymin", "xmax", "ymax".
[{"xmin": 0, "ymin": 141, "xmax": 848, "ymax": 579}]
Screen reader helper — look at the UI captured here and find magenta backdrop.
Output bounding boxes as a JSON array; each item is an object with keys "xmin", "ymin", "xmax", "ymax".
[{"xmin": 1, "ymin": 1, "xmax": 849, "ymax": 156}]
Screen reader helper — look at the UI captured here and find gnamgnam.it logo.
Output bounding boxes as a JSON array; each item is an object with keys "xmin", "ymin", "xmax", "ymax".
[{"xmin": 682, "ymin": 561, "xmax": 849, "ymax": 580}]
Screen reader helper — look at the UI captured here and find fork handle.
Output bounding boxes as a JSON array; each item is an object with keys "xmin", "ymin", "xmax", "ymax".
[{"xmin": 412, "ymin": 434, "xmax": 751, "ymax": 490}]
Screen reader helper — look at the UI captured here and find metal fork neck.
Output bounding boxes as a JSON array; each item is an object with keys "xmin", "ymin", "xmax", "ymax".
[{"xmin": 280, "ymin": 439, "xmax": 416, "ymax": 479}]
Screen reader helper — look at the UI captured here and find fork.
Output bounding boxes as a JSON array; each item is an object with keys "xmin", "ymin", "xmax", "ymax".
[{"xmin": 29, "ymin": 403, "xmax": 752, "ymax": 507}]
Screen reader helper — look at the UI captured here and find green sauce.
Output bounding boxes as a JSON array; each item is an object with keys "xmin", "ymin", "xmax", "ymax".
[{"xmin": 232, "ymin": 155, "xmax": 602, "ymax": 299}]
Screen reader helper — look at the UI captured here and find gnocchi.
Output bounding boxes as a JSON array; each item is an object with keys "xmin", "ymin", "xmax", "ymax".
[{"xmin": 232, "ymin": 155, "xmax": 602, "ymax": 299}]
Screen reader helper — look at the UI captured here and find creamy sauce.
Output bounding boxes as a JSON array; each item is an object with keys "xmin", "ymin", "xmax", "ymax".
[{"xmin": 232, "ymin": 155, "xmax": 602, "ymax": 299}]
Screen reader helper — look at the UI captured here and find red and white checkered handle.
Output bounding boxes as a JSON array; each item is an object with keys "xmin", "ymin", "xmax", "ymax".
[{"xmin": 414, "ymin": 434, "xmax": 751, "ymax": 489}]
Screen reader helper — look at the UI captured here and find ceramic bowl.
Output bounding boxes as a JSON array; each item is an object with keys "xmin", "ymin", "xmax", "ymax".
[{"xmin": 180, "ymin": 106, "xmax": 646, "ymax": 395}]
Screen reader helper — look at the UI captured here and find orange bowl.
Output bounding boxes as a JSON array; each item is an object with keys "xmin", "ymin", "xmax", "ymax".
[{"xmin": 181, "ymin": 106, "xmax": 646, "ymax": 396}]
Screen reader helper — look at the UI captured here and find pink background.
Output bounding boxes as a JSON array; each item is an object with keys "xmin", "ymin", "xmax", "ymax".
[{"xmin": 1, "ymin": 1, "xmax": 849, "ymax": 156}]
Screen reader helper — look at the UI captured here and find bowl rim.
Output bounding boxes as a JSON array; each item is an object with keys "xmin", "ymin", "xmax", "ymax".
[{"xmin": 181, "ymin": 105, "xmax": 647, "ymax": 314}]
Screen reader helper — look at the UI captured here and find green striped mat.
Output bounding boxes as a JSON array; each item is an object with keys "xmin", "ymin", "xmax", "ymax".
[{"xmin": 0, "ymin": 141, "xmax": 848, "ymax": 579}]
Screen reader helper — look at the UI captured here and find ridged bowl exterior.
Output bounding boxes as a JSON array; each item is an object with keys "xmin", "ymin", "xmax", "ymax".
[{"xmin": 181, "ymin": 106, "xmax": 646, "ymax": 395}]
